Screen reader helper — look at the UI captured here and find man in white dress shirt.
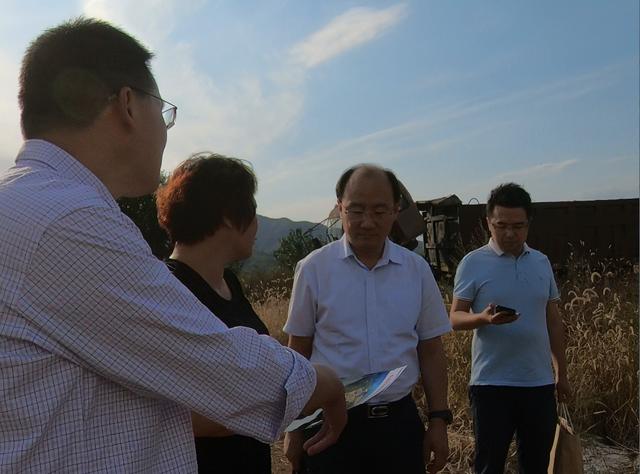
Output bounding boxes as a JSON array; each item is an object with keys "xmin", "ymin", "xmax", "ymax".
[
  {"xmin": 284, "ymin": 164, "xmax": 452, "ymax": 474},
  {"xmin": 0, "ymin": 17, "xmax": 346, "ymax": 473}
]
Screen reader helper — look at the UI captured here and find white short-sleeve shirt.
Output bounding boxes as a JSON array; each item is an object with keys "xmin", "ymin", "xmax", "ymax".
[{"xmin": 284, "ymin": 235, "xmax": 451, "ymax": 403}]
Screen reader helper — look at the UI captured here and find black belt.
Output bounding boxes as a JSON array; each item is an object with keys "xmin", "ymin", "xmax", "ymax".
[{"xmin": 349, "ymin": 394, "xmax": 414, "ymax": 420}]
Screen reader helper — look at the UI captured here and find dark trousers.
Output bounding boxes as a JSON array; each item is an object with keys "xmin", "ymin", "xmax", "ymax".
[
  {"xmin": 195, "ymin": 435, "xmax": 271, "ymax": 473},
  {"xmin": 302, "ymin": 395, "xmax": 425, "ymax": 474},
  {"xmin": 469, "ymin": 385, "xmax": 557, "ymax": 474}
]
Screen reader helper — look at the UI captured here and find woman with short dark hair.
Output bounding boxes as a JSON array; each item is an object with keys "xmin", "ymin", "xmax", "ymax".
[{"xmin": 156, "ymin": 152, "xmax": 271, "ymax": 474}]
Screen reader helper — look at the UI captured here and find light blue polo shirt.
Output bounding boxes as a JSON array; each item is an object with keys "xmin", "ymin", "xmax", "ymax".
[{"xmin": 453, "ymin": 239, "xmax": 559, "ymax": 387}]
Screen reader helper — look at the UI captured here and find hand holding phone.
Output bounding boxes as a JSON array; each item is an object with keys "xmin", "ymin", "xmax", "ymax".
[
  {"xmin": 489, "ymin": 304, "xmax": 519, "ymax": 325},
  {"xmin": 495, "ymin": 305, "xmax": 517, "ymax": 315}
]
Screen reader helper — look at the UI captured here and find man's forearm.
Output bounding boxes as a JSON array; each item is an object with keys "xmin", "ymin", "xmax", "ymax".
[
  {"xmin": 450, "ymin": 310, "xmax": 488, "ymax": 331},
  {"xmin": 547, "ymin": 302, "xmax": 573, "ymax": 402},
  {"xmin": 449, "ymin": 297, "xmax": 491, "ymax": 331},
  {"xmin": 288, "ymin": 335, "xmax": 314, "ymax": 359},
  {"xmin": 418, "ymin": 337, "xmax": 449, "ymax": 411},
  {"xmin": 547, "ymin": 306, "xmax": 568, "ymax": 379}
]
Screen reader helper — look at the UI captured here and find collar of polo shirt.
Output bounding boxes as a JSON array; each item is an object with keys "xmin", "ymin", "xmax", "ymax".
[{"xmin": 488, "ymin": 238, "xmax": 531, "ymax": 257}]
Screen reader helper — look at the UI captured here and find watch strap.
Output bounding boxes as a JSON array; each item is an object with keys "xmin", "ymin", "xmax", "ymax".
[{"xmin": 427, "ymin": 409, "xmax": 453, "ymax": 425}]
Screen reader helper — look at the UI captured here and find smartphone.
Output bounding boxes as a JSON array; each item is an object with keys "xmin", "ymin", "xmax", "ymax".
[{"xmin": 495, "ymin": 305, "xmax": 517, "ymax": 315}]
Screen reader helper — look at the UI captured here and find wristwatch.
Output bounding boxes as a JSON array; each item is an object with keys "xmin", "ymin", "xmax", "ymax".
[{"xmin": 427, "ymin": 409, "xmax": 453, "ymax": 425}]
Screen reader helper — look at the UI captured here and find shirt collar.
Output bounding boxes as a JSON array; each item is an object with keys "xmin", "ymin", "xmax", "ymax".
[
  {"xmin": 488, "ymin": 238, "xmax": 530, "ymax": 257},
  {"xmin": 338, "ymin": 235, "xmax": 402, "ymax": 266},
  {"xmin": 16, "ymin": 139, "xmax": 118, "ymax": 209}
]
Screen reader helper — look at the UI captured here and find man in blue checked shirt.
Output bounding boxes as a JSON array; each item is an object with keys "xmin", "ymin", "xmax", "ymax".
[{"xmin": 0, "ymin": 17, "xmax": 346, "ymax": 473}]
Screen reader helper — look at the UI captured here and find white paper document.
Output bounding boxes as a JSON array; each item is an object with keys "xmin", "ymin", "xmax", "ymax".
[{"xmin": 285, "ymin": 366, "xmax": 407, "ymax": 432}]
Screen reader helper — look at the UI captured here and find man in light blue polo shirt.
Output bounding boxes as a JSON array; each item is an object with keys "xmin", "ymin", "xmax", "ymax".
[
  {"xmin": 284, "ymin": 164, "xmax": 452, "ymax": 474},
  {"xmin": 450, "ymin": 183, "xmax": 571, "ymax": 474}
]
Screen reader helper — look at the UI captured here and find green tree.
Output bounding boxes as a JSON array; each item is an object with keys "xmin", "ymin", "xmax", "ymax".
[
  {"xmin": 273, "ymin": 228, "xmax": 319, "ymax": 273},
  {"xmin": 117, "ymin": 174, "xmax": 171, "ymax": 259}
]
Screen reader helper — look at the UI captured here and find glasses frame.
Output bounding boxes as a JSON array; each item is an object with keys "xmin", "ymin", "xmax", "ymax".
[
  {"xmin": 341, "ymin": 206, "xmax": 397, "ymax": 223},
  {"xmin": 488, "ymin": 221, "xmax": 530, "ymax": 232},
  {"xmin": 130, "ymin": 86, "xmax": 177, "ymax": 130}
]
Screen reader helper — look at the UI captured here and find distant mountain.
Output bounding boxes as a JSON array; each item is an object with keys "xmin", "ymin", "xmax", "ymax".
[
  {"xmin": 243, "ymin": 215, "xmax": 427, "ymax": 273},
  {"xmin": 242, "ymin": 215, "xmax": 330, "ymax": 272},
  {"xmin": 255, "ymin": 216, "xmax": 322, "ymax": 253}
]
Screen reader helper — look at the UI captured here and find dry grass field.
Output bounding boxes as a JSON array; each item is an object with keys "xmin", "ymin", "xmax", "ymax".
[{"xmin": 247, "ymin": 254, "xmax": 638, "ymax": 473}]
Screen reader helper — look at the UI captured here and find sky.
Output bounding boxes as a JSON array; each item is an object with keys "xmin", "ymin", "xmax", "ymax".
[{"xmin": 0, "ymin": 1, "xmax": 638, "ymax": 222}]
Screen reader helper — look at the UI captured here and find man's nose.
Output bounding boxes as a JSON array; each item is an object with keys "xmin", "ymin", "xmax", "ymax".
[{"xmin": 360, "ymin": 214, "xmax": 376, "ymax": 227}]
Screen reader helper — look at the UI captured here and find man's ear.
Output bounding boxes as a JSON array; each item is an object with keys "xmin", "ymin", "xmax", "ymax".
[
  {"xmin": 222, "ymin": 217, "xmax": 235, "ymax": 229},
  {"xmin": 113, "ymin": 86, "xmax": 136, "ymax": 130}
]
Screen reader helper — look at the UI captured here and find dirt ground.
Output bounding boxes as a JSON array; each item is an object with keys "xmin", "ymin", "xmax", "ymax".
[
  {"xmin": 270, "ymin": 436, "xmax": 638, "ymax": 474},
  {"xmin": 270, "ymin": 439, "xmax": 289, "ymax": 474}
]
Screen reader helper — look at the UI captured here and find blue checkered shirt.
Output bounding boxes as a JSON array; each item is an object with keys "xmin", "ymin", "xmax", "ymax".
[{"xmin": 0, "ymin": 140, "xmax": 316, "ymax": 473}]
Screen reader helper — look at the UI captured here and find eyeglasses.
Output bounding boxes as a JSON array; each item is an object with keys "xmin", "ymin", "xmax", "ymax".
[
  {"xmin": 130, "ymin": 87, "xmax": 177, "ymax": 129},
  {"xmin": 342, "ymin": 207, "xmax": 396, "ymax": 223},
  {"xmin": 490, "ymin": 221, "xmax": 529, "ymax": 232}
]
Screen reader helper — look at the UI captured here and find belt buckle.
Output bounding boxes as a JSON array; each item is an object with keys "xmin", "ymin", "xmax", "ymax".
[{"xmin": 367, "ymin": 404, "xmax": 389, "ymax": 418}]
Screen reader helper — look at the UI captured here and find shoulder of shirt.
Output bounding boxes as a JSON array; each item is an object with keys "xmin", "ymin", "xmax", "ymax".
[
  {"xmin": 388, "ymin": 240, "xmax": 428, "ymax": 266},
  {"xmin": 459, "ymin": 244, "xmax": 493, "ymax": 264},
  {"xmin": 525, "ymin": 246, "xmax": 551, "ymax": 263},
  {"xmin": 0, "ymin": 166, "xmax": 121, "ymax": 235},
  {"xmin": 3, "ymin": 165, "xmax": 113, "ymax": 212},
  {"xmin": 296, "ymin": 239, "xmax": 343, "ymax": 267}
]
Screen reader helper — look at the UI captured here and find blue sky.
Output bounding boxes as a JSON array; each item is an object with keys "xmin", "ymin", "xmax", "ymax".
[{"xmin": 0, "ymin": 1, "xmax": 638, "ymax": 221}]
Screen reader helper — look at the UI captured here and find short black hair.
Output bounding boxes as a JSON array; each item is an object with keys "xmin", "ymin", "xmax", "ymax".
[
  {"xmin": 486, "ymin": 182, "xmax": 533, "ymax": 219},
  {"xmin": 335, "ymin": 164, "xmax": 402, "ymax": 203},
  {"xmin": 19, "ymin": 17, "xmax": 155, "ymax": 138},
  {"xmin": 156, "ymin": 153, "xmax": 257, "ymax": 245}
]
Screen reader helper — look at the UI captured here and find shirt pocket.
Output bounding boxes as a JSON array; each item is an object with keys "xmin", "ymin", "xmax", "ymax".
[
  {"xmin": 518, "ymin": 268, "xmax": 552, "ymax": 300},
  {"xmin": 379, "ymin": 282, "xmax": 422, "ymax": 335}
]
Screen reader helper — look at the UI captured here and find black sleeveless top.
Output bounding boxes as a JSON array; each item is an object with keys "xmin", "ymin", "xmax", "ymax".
[{"xmin": 165, "ymin": 259, "xmax": 271, "ymax": 474}]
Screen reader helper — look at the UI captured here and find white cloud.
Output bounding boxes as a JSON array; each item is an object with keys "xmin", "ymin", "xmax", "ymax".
[
  {"xmin": 290, "ymin": 4, "xmax": 407, "ymax": 69},
  {"xmin": 452, "ymin": 159, "xmax": 584, "ymax": 204},
  {"xmin": 153, "ymin": 41, "xmax": 305, "ymax": 167},
  {"xmin": 0, "ymin": 1, "xmax": 408, "ymax": 176},
  {"xmin": 495, "ymin": 159, "xmax": 579, "ymax": 181},
  {"xmin": 260, "ymin": 59, "xmax": 628, "ymax": 191},
  {"xmin": 83, "ymin": 0, "xmax": 204, "ymax": 49},
  {"xmin": 260, "ymin": 108, "xmax": 509, "ymax": 188},
  {"xmin": 81, "ymin": 0, "xmax": 304, "ymax": 166},
  {"xmin": 78, "ymin": 1, "xmax": 407, "ymax": 171}
]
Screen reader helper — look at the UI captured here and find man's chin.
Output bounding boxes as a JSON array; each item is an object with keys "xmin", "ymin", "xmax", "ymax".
[
  {"xmin": 354, "ymin": 235, "xmax": 379, "ymax": 242},
  {"xmin": 503, "ymin": 244, "xmax": 524, "ymax": 254},
  {"xmin": 351, "ymin": 236, "xmax": 384, "ymax": 250}
]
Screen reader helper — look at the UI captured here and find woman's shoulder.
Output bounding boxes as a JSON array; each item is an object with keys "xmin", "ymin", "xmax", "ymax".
[
  {"xmin": 165, "ymin": 258, "xmax": 195, "ymax": 283},
  {"xmin": 222, "ymin": 267, "xmax": 238, "ymax": 283},
  {"xmin": 223, "ymin": 268, "xmax": 245, "ymax": 296}
]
